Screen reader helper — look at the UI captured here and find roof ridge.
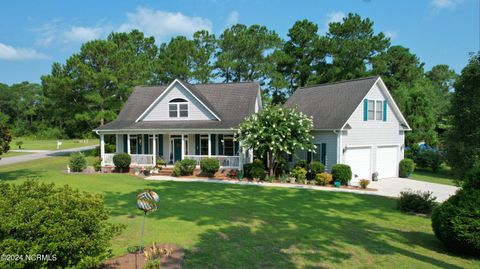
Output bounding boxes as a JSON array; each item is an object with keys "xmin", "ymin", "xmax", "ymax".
[
  {"xmin": 135, "ymin": 80, "xmax": 260, "ymax": 88},
  {"xmin": 296, "ymin": 76, "xmax": 379, "ymax": 91}
]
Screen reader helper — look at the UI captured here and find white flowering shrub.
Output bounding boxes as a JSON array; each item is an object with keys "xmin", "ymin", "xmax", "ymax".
[{"xmin": 236, "ymin": 105, "xmax": 316, "ymax": 176}]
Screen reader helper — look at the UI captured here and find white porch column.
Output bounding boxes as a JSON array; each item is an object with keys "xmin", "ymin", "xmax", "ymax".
[
  {"xmin": 127, "ymin": 134, "xmax": 131, "ymax": 154},
  {"xmin": 208, "ymin": 133, "xmax": 211, "ymax": 157},
  {"xmin": 181, "ymin": 133, "xmax": 185, "ymax": 160},
  {"xmin": 238, "ymin": 140, "xmax": 243, "ymax": 169},
  {"xmin": 152, "ymin": 134, "xmax": 157, "ymax": 166},
  {"xmin": 115, "ymin": 134, "xmax": 120, "ymax": 153},
  {"xmin": 100, "ymin": 133, "xmax": 105, "ymax": 166}
]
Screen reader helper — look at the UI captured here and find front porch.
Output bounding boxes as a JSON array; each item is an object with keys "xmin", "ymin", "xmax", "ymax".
[{"xmin": 99, "ymin": 132, "xmax": 250, "ymax": 169}]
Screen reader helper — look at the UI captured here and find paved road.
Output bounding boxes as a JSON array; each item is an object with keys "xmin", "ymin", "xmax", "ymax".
[
  {"xmin": 0, "ymin": 145, "xmax": 98, "ymax": 167},
  {"xmin": 147, "ymin": 176, "xmax": 458, "ymax": 202}
]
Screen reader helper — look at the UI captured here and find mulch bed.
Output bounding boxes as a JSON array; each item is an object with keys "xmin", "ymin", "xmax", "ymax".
[{"xmin": 99, "ymin": 244, "xmax": 183, "ymax": 269}]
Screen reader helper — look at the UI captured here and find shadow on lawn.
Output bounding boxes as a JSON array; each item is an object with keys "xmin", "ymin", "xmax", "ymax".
[
  {"xmin": 0, "ymin": 168, "xmax": 46, "ymax": 181},
  {"xmin": 103, "ymin": 181, "xmax": 466, "ymax": 269}
]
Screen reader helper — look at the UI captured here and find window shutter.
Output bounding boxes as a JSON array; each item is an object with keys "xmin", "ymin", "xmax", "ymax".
[
  {"xmin": 288, "ymin": 154, "xmax": 293, "ymax": 162},
  {"xmin": 383, "ymin": 101, "xmax": 387, "ymax": 122},
  {"xmin": 218, "ymin": 134, "xmax": 224, "ymax": 155},
  {"xmin": 211, "ymin": 134, "xmax": 216, "ymax": 155},
  {"xmin": 137, "ymin": 135, "xmax": 142, "ymax": 154},
  {"xmin": 321, "ymin": 143, "xmax": 327, "ymax": 165},
  {"xmin": 144, "ymin": 134, "xmax": 149, "ymax": 154},
  {"xmin": 234, "ymin": 140, "xmax": 240, "ymax": 155},
  {"xmin": 307, "ymin": 151, "xmax": 312, "ymax": 164},
  {"xmin": 158, "ymin": 134, "xmax": 163, "ymax": 157},
  {"xmin": 195, "ymin": 134, "xmax": 200, "ymax": 155},
  {"xmin": 123, "ymin": 135, "xmax": 128, "ymax": 153},
  {"xmin": 363, "ymin": 99, "xmax": 368, "ymax": 121}
]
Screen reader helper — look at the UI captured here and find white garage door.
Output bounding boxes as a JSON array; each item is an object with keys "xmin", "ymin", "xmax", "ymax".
[
  {"xmin": 376, "ymin": 146, "xmax": 398, "ymax": 179},
  {"xmin": 345, "ymin": 147, "xmax": 371, "ymax": 184}
]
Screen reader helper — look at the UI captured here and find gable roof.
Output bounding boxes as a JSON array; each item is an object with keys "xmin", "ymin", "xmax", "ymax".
[
  {"xmin": 95, "ymin": 80, "xmax": 260, "ymax": 131},
  {"xmin": 284, "ymin": 76, "xmax": 409, "ymax": 130}
]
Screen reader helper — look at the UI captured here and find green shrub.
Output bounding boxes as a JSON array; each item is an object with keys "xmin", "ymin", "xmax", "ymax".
[
  {"xmin": 331, "ymin": 164, "xmax": 352, "ymax": 185},
  {"xmin": 275, "ymin": 156, "xmax": 289, "ymax": 176},
  {"xmin": 69, "ymin": 152, "xmax": 87, "ymax": 172},
  {"xmin": 316, "ymin": 172, "xmax": 333, "ymax": 186},
  {"xmin": 0, "ymin": 180, "xmax": 124, "ymax": 269},
  {"xmin": 359, "ymin": 179, "xmax": 370, "ymax": 189},
  {"xmin": 416, "ymin": 150, "xmax": 443, "ymax": 172},
  {"xmin": 309, "ymin": 161, "xmax": 325, "ymax": 175},
  {"xmin": 113, "ymin": 153, "xmax": 131, "ymax": 172},
  {"xmin": 405, "ymin": 143, "xmax": 421, "ymax": 161},
  {"xmin": 15, "ymin": 140, "xmax": 23, "ymax": 149},
  {"xmin": 155, "ymin": 158, "xmax": 167, "ymax": 169},
  {"xmin": 399, "ymin": 158, "xmax": 415, "ymax": 178},
  {"xmin": 397, "ymin": 190, "xmax": 437, "ymax": 214},
  {"xmin": 243, "ymin": 159, "xmax": 264, "ymax": 179},
  {"xmin": 295, "ymin": 159, "xmax": 307, "ymax": 168},
  {"xmin": 250, "ymin": 166, "xmax": 266, "ymax": 181},
  {"xmin": 432, "ymin": 188, "xmax": 480, "ymax": 256},
  {"xmin": 291, "ymin": 167, "xmax": 307, "ymax": 184},
  {"xmin": 172, "ymin": 158, "xmax": 197, "ymax": 176},
  {"xmin": 463, "ymin": 160, "xmax": 480, "ymax": 190},
  {"xmin": 200, "ymin": 158, "xmax": 220, "ymax": 176},
  {"xmin": 93, "ymin": 157, "xmax": 102, "ymax": 172}
]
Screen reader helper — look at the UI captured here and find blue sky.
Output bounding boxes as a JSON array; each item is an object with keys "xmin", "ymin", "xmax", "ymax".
[{"xmin": 0, "ymin": 0, "xmax": 478, "ymax": 84}]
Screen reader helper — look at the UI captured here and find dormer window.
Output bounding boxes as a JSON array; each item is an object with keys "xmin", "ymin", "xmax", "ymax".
[{"xmin": 169, "ymin": 98, "xmax": 188, "ymax": 118}]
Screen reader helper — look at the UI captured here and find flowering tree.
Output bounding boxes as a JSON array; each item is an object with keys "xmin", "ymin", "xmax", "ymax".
[{"xmin": 236, "ymin": 105, "xmax": 316, "ymax": 176}]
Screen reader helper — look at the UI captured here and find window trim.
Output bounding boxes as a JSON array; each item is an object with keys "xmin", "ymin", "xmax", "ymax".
[{"xmin": 168, "ymin": 98, "xmax": 189, "ymax": 118}]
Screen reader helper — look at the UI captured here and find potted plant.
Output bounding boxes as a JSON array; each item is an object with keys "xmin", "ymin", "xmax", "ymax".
[{"xmin": 143, "ymin": 167, "xmax": 152, "ymax": 176}]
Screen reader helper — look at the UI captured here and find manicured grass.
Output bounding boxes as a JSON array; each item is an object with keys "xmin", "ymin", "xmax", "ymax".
[
  {"xmin": 10, "ymin": 137, "xmax": 98, "ymax": 151},
  {"xmin": 0, "ymin": 151, "xmax": 32, "ymax": 158},
  {"xmin": 0, "ymin": 157, "xmax": 478, "ymax": 268},
  {"xmin": 411, "ymin": 167, "xmax": 457, "ymax": 186}
]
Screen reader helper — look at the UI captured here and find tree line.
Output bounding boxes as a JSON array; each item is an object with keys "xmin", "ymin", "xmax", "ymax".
[{"xmin": 0, "ymin": 13, "xmax": 460, "ymax": 144}]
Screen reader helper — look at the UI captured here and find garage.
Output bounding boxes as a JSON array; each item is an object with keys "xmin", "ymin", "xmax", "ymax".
[
  {"xmin": 375, "ymin": 146, "xmax": 398, "ymax": 179},
  {"xmin": 344, "ymin": 147, "xmax": 371, "ymax": 183}
]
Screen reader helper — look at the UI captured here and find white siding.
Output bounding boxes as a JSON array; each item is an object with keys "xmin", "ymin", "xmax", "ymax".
[
  {"xmin": 340, "ymin": 82, "xmax": 405, "ymax": 178},
  {"xmin": 142, "ymin": 82, "xmax": 217, "ymax": 121},
  {"xmin": 290, "ymin": 130, "xmax": 338, "ymax": 171}
]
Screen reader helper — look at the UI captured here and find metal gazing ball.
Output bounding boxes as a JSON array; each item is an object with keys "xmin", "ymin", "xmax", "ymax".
[{"xmin": 136, "ymin": 190, "xmax": 160, "ymax": 213}]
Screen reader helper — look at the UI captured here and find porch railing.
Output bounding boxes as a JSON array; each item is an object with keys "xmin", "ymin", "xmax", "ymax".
[
  {"xmin": 103, "ymin": 153, "xmax": 155, "ymax": 166},
  {"xmin": 184, "ymin": 155, "xmax": 240, "ymax": 168},
  {"xmin": 103, "ymin": 154, "xmax": 240, "ymax": 168}
]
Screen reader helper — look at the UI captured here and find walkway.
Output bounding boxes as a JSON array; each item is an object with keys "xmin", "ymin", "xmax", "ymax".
[
  {"xmin": 0, "ymin": 145, "xmax": 98, "ymax": 166},
  {"xmin": 147, "ymin": 176, "xmax": 458, "ymax": 202}
]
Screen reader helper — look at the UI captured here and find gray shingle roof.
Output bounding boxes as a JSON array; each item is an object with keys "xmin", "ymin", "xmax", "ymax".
[
  {"xmin": 95, "ymin": 81, "xmax": 259, "ymax": 131},
  {"xmin": 284, "ymin": 76, "xmax": 379, "ymax": 130}
]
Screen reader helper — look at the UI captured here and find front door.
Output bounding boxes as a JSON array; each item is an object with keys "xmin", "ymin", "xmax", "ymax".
[{"xmin": 173, "ymin": 138, "xmax": 182, "ymax": 162}]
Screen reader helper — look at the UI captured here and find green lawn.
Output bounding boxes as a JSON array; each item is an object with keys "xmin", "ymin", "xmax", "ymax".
[
  {"xmin": 0, "ymin": 151, "xmax": 32, "ymax": 158},
  {"xmin": 411, "ymin": 167, "xmax": 457, "ymax": 186},
  {"xmin": 10, "ymin": 137, "xmax": 98, "ymax": 151},
  {"xmin": 0, "ymin": 157, "xmax": 478, "ymax": 268}
]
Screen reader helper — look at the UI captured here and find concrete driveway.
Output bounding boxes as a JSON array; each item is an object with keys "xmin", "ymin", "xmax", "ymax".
[
  {"xmin": 0, "ymin": 145, "xmax": 97, "ymax": 167},
  {"xmin": 370, "ymin": 177, "xmax": 459, "ymax": 202}
]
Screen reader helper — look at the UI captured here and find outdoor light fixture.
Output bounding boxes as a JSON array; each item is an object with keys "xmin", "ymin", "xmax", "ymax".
[{"xmin": 343, "ymin": 146, "xmax": 347, "ymax": 153}]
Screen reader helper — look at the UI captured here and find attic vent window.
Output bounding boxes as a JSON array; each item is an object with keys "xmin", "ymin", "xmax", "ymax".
[{"xmin": 169, "ymin": 98, "xmax": 188, "ymax": 118}]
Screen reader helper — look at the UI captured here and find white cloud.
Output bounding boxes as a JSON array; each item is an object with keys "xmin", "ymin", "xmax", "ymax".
[
  {"xmin": 64, "ymin": 26, "xmax": 104, "ymax": 43},
  {"xmin": 384, "ymin": 30, "xmax": 398, "ymax": 40},
  {"xmin": 325, "ymin": 11, "xmax": 346, "ymax": 28},
  {"xmin": 118, "ymin": 7, "xmax": 213, "ymax": 42},
  {"xmin": 226, "ymin": 11, "xmax": 239, "ymax": 25},
  {"xmin": 430, "ymin": 0, "xmax": 462, "ymax": 10},
  {"xmin": 0, "ymin": 42, "xmax": 47, "ymax": 60}
]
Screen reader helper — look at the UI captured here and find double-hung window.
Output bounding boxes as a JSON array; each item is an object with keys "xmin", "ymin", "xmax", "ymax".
[
  {"xmin": 169, "ymin": 98, "xmax": 188, "ymax": 118},
  {"xmin": 366, "ymin": 99, "xmax": 385, "ymax": 121}
]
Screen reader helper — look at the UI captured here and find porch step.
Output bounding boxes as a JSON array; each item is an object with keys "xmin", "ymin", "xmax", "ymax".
[{"xmin": 157, "ymin": 167, "xmax": 174, "ymax": 176}]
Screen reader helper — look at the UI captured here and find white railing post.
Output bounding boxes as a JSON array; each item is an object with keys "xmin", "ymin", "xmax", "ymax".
[
  {"xmin": 127, "ymin": 134, "xmax": 131, "ymax": 154},
  {"xmin": 181, "ymin": 134, "xmax": 185, "ymax": 160},
  {"xmin": 100, "ymin": 133, "xmax": 105, "ymax": 166},
  {"xmin": 152, "ymin": 134, "xmax": 156, "ymax": 166},
  {"xmin": 208, "ymin": 133, "xmax": 211, "ymax": 157}
]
